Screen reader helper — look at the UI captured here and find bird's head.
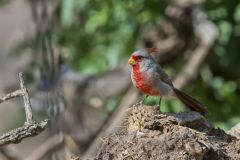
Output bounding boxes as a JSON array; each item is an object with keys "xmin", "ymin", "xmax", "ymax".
[{"xmin": 128, "ymin": 48, "xmax": 157, "ymax": 70}]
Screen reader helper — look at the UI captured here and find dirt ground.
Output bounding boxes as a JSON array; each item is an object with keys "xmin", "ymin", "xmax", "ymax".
[{"xmin": 95, "ymin": 104, "xmax": 240, "ymax": 160}]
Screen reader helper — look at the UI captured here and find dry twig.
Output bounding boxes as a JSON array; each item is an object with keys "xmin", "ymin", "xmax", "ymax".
[
  {"xmin": 0, "ymin": 90, "xmax": 23, "ymax": 104},
  {"xmin": 0, "ymin": 72, "xmax": 48, "ymax": 147},
  {"xmin": 0, "ymin": 120, "xmax": 48, "ymax": 146},
  {"xmin": 18, "ymin": 72, "xmax": 33, "ymax": 124}
]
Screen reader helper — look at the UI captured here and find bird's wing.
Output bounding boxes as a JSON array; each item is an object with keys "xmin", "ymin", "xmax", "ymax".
[
  {"xmin": 160, "ymin": 74, "xmax": 173, "ymax": 86},
  {"xmin": 156, "ymin": 66, "xmax": 173, "ymax": 86}
]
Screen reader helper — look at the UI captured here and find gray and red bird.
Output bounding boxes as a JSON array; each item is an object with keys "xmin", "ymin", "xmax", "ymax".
[{"xmin": 128, "ymin": 48, "xmax": 207, "ymax": 116}]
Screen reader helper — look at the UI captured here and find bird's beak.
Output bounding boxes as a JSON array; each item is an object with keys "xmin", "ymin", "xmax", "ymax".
[{"xmin": 128, "ymin": 57, "xmax": 136, "ymax": 65}]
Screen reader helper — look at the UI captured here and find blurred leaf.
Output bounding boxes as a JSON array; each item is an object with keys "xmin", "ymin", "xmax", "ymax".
[
  {"xmin": 234, "ymin": 4, "xmax": 240, "ymax": 22},
  {"xmin": 218, "ymin": 21, "xmax": 232, "ymax": 45},
  {"xmin": 61, "ymin": 0, "xmax": 75, "ymax": 27},
  {"xmin": 208, "ymin": 7, "xmax": 227, "ymax": 20}
]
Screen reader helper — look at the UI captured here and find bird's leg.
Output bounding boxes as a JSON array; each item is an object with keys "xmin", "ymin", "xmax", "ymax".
[
  {"xmin": 158, "ymin": 97, "xmax": 162, "ymax": 107},
  {"xmin": 158, "ymin": 97, "xmax": 162, "ymax": 112},
  {"xmin": 138, "ymin": 95, "xmax": 148, "ymax": 106},
  {"xmin": 142, "ymin": 95, "xmax": 148, "ymax": 104}
]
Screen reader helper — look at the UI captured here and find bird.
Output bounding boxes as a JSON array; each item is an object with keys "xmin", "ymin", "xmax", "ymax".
[{"xmin": 128, "ymin": 48, "xmax": 208, "ymax": 116}]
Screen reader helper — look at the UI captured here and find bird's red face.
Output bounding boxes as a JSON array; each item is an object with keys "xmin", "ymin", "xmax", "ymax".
[
  {"xmin": 128, "ymin": 48, "xmax": 157, "ymax": 67},
  {"xmin": 128, "ymin": 55, "xmax": 144, "ymax": 66}
]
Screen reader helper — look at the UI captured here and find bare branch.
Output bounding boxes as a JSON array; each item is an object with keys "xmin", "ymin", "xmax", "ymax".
[
  {"xmin": 0, "ymin": 120, "xmax": 48, "ymax": 147},
  {"xmin": 0, "ymin": 72, "xmax": 49, "ymax": 147},
  {"xmin": 18, "ymin": 72, "xmax": 33, "ymax": 124},
  {"xmin": 0, "ymin": 90, "xmax": 23, "ymax": 104}
]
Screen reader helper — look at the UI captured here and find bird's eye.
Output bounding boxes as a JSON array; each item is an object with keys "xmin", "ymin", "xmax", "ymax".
[{"xmin": 137, "ymin": 56, "xmax": 144, "ymax": 61}]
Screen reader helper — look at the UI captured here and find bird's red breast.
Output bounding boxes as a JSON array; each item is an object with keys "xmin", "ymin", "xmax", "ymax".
[{"xmin": 131, "ymin": 63, "xmax": 160, "ymax": 96}]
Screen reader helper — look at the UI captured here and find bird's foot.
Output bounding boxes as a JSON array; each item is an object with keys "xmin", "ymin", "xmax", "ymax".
[
  {"xmin": 138, "ymin": 100, "xmax": 144, "ymax": 107},
  {"xmin": 156, "ymin": 97, "xmax": 162, "ymax": 113},
  {"xmin": 134, "ymin": 96, "xmax": 148, "ymax": 107},
  {"xmin": 133, "ymin": 100, "xmax": 143, "ymax": 107},
  {"xmin": 154, "ymin": 104, "xmax": 161, "ymax": 114}
]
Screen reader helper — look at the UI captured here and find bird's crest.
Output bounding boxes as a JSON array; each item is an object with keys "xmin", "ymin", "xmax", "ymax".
[{"xmin": 145, "ymin": 48, "xmax": 158, "ymax": 53}]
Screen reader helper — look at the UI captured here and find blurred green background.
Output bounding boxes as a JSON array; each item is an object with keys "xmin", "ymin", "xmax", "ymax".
[
  {"xmin": 0, "ymin": 0, "xmax": 239, "ymax": 158},
  {"xmin": 0, "ymin": 0, "xmax": 239, "ymax": 132},
  {"xmin": 54, "ymin": 0, "xmax": 240, "ymax": 130}
]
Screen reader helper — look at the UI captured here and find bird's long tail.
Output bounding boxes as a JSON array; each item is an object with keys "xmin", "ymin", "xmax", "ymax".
[{"xmin": 173, "ymin": 88, "xmax": 208, "ymax": 116}]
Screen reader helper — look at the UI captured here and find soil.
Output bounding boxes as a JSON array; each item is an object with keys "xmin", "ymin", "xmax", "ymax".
[{"xmin": 95, "ymin": 104, "xmax": 240, "ymax": 160}]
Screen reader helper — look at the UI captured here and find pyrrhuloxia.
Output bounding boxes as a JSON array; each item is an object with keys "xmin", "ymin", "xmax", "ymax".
[{"xmin": 128, "ymin": 48, "xmax": 207, "ymax": 116}]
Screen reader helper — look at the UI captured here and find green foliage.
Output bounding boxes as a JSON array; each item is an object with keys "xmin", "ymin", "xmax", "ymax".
[
  {"xmin": 58, "ymin": 0, "xmax": 167, "ymax": 74},
  {"xmin": 57, "ymin": 0, "xmax": 240, "ymax": 130},
  {"xmin": 203, "ymin": 1, "xmax": 240, "ymax": 130}
]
